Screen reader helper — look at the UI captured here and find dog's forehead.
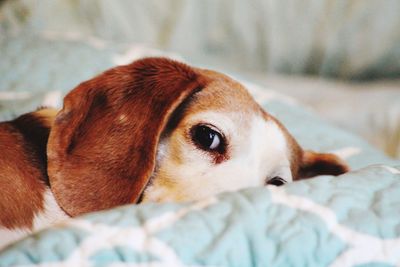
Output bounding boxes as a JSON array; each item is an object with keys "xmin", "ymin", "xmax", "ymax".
[
  {"xmin": 184, "ymin": 70, "xmax": 297, "ymax": 171},
  {"xmin": 180, "ymin": 69, "xmax": 283, "ymax": 133},
  {"xmin": 192, "ymin": 69, "xmax": 262, "ymax": 115}
]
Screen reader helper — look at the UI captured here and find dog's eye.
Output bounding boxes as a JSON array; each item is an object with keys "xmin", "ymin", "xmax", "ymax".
[
  {"xmin": 267, "ymin": 176, "xmax": 287, "ymax": 186},
  {"xmin": 191, "ymin": 125, "xmax": 224, "ymax": 152}
]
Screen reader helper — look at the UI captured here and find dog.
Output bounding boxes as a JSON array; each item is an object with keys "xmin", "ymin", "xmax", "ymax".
[{"xmin": 0, "ymin": 57, "xmax": 349, "ymax": 248}]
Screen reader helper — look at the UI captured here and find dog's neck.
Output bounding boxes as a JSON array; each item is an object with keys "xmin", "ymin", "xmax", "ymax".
[
  {"xmin": 10, "ymin": 109, "xmax": 56, "ymax": 186},
  {"xmin": 0, "ymin": 108, "xmax": 67, "ymax": 249}
]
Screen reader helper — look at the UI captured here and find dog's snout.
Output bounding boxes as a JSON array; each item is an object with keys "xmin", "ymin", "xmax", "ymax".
[{"xmin": 266, "ymin": 176, "xmax": 287, "ymax": 186}]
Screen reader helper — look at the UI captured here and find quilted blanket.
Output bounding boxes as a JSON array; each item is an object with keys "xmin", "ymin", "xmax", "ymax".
[
  {"xmin": 0, "ymin": 166, "xmax": 399, "ymax": 267},
  {"xmin": 0, "ymin": 33, "xmax": 399, "ymax": 267}
]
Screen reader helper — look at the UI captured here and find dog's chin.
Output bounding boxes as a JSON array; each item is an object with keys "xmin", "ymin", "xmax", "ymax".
[
  {"xmin": 140, "ymin": 186, "xmax": 195, "ymax": 204},
  {"xmin": 140, "ymin": 190, "xmax": 185, "ymax": 204},
  {"xmin": 140, "ymin": 179, "xmax": 214, "ymax": 204},
  {"xmin": 139, "ymin": 179, "xmax": 179, "ymax": 204}
]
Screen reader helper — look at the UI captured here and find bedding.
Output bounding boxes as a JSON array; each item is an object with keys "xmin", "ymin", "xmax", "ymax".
[
  {"xmin": 0, "ymin": 34, "xmax": 399, "ymax": 267},
  {"xmin": 3, "ymin": 0, "xmax": 400, "ymax": 80},
  {"xmin": 0, "ymin": 167, "xmax": 399, "ymax": 267}
]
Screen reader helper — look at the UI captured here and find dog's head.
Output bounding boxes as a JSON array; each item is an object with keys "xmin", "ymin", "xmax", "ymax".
[{"xmin": 47, "ymin": 57, "xmax": 348, "ymax": 216}]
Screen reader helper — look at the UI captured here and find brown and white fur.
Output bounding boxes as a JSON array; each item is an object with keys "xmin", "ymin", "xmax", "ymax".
[{"xmin": 0, "ymin": 58, "xmax": 348, "ymax": 248}]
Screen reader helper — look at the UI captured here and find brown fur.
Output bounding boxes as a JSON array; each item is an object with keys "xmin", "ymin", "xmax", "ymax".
[
  {"xmin": 266, "ymin": 115, "xmax": 349, "ymax": 180},
  {"xmin": 172, "ymin": 69, "xmax": 348, "ymax": 181},
  {"xmin": 0, "ymin": 109, "xmax": 55, "ymax": 229},
  {"xmin": 1, "ymin": 57, "xmax": 349, "ymax": 229},
  {"xmin": 163, "ymin": 69, "xmax": 264, "ymax": 166},
  {"xmin": 299, "ymin": 151, "xmax": 350, "ymax": 178},
  {"xmin": 47, "ymin": 58, "xmax": 207, "ymax": 216}
]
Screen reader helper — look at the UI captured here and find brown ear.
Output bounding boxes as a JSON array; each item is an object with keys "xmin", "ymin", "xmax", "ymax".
[
  {"xmin": 47, "ymin": 57, "xmax": 205, "ymax": 216},
  {"xmin": 296, "ymin": 150, "xmax": 350, "ymax": 180}
]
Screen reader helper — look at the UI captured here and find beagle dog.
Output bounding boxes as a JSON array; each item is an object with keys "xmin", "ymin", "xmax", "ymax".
[{"xmin": 0, "ymin": 57, "xmax": 348, "ymax": 248}]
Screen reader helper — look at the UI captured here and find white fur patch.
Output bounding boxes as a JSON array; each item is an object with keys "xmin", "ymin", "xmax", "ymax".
[
  {"xmin": 142, "ymin": 113, "xmax": 292, "ymax": 203},
  {"xmin": 0, "ymin": 190, "xmax": 68, "ymax": 249},
  {"xmin": 32, "ymin": 189, "xmax": 69, "ymax": 232}
]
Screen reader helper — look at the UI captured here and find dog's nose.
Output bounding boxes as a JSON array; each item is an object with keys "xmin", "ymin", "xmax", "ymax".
[{"xmin": 266, "ymin": 176, "xmax": 287, "ymax": 186}]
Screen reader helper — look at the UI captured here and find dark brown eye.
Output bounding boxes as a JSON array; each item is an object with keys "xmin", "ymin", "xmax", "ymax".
[
  {"xmin": 191, "ymin": 125, "xmax": 224, "ymax": 152},
  {"xmin": 267, "ymin": 176, "xmax": 287, "ymax": 186}
]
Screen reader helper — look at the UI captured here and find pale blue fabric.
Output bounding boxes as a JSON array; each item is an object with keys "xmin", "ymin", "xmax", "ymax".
[
  {"xmin": 0, "ymin": 166, "xmax": 399, "ymax": 266},
  {"xmin": 0, "ymin": 34, "xmax": 399, "ymax": 267}
]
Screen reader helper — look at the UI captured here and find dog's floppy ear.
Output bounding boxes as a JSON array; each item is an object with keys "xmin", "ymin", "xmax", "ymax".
[
  {"xmin": 47, "ymin": 57, "xmax": 205, "ymax": 216},
  {"xmin": 296, "ymin": 150, "xmax": 350, "ymax": 180}
]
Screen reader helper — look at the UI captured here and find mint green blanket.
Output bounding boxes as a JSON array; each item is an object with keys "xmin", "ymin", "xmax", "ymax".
[{"xmin": 1, "ymin": 33, "xmax": 399, "ymax": 267}]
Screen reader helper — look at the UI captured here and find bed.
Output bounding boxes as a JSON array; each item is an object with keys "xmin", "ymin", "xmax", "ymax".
[{"xmin": 0, "ymin": 33, "xmax": 399, "ymax": 267}]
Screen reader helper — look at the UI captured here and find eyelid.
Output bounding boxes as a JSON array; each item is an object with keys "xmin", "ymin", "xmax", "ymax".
[
  {"xmin": 188, "ymin": 122, "xmax": 226, "ymax": 142},
  {"xmin": 197, "ymin": 122, "xmax": 224, "ymax": 137},
  {"xmin": 266, "ymin": 177, "xmax": 287, "ymax": 186},
  {"xmin": 188, "ymin": 123, "xmax": 229, "ymax": 163}
]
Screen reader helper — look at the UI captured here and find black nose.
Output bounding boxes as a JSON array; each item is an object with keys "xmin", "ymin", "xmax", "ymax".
[{"xmin": 266, "ymin": 176, "xmax": 287, "ymax": 186}]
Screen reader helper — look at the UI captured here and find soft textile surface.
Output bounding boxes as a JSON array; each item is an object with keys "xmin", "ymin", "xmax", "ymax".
[
  {"xmin": 1, "ymin": 34, "xmax": 400, "ymax": 266},
  {"xmin": 1, "ymin": 33, "xmax": 400, "ymax": 160},
  {"xmin": 0, "ymin": 166, "xmax": 399, "ymax": 267},
  {"xmin": 244, "ymin": 74, "xmax": 400, "ymax": 159},
  {"xmin": 2, "ymin": 0, "xmax": 400, "ymax": 80},
  {"xmin": 0, "ymin": 32, "xmax": 180, "ymax": 120}
]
